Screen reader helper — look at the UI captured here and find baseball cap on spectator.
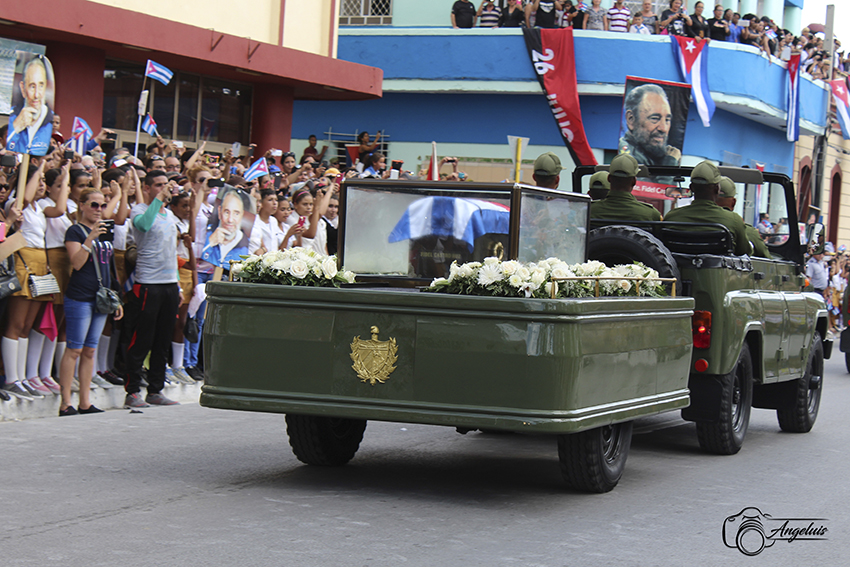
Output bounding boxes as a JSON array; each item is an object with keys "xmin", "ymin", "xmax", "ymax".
[
  {"xmin": 719, "ymin": 176, "xmax": 736, "ymax": 198},
  {"xmin": 825, "ymin": 241, "xmax": 836, "ymax": 255},
  {"xmin": 691, "ymin": 161, "xmax": 722, "ymax": 184},
  {"xmin": 325, "ymin": 168, "xmax": 341, "ymax": 177},
  {"xmin": 533, "ymin": 152, "xmax": 563, "ymax": 176},
  {"xmin": 609, "ymin": 153, "xmax": 640, "ymax": 178},
  {"xmin": 589, "ymin": 171, "xmax": 610, "ymax": 190}
]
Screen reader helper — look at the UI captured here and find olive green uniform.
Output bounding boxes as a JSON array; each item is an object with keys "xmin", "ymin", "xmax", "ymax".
[
  {"xmin": 590, "ymin": 191, "xmax": 662, "ymax": 222},
  {"xmin": 746, "ymin": 224, "xmax": 771, "ymax": 258},
  {"xmin": 663, "ymin": 199, "xmax": 753, "ymax": 256}
]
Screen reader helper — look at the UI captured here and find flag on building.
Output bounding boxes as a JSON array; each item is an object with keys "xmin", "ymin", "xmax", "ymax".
[
  {"xmin": 786, "ymin": 54, "xmax": 801, "ymax": 142},
  {"xmin": 244, "ymin": 157, "xmax": 270, "ymax": 181},
  {"xmin": 145, "ymin": 59, "xmax": 173, "ymax": 86},
  {"xmin": 830, "ymin": 79, "xmax": 850, "ymax": 140},
  {"xmin": 670, "ymin": 36, "xmax": 715, "ymax": 127},
  {"xmin": 141, "ymin": 114, "xmax": 158, "ymax": 137}
]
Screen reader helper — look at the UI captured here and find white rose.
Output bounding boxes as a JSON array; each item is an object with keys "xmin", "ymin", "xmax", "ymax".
[
  {"xmin": 618, "ymin": 279, "xmax": 632, "ymax": 293},
  {"xmin": 483, "ymin": 256, "xmax": 500, "ymax": 266},
  {"xmin": 430, "ymin": 277, "xmax": 448, "ymax": 287},
  {"xmin": 321, "ymin": 257, "xmax": 338, "ymax": 279},
  {"xmin": 459, "ymin": 264, "xmax": 476, "ymax": 279},
  {"xmin": 244, "ymin": 255, "xmax": 260, "ymax": 266},
  {"xmin": 271, "ymin": 259, "xmax": 289, "ymax": 272},
  {"xmin": 545, "ymin": 281, "xmax": 558, "ymax": 297},
  {"xmin": 501, "ymin": 260, "xmax": 520, "ymax": 276},
  {"xmin": 289, "ymin": 259, "xmax": 309, "ymax": 279},
  {"xmin": 551, "ymin": 266, "xmax": 572, "ymax": 280},
  {"xmin": 343, "ymin": 270, "xmax": 356, "ymax": 283},
  {"xmin": 231, "ymin": 263, "xmax": 243, "ymax": 277},
  {"xmin": 530, "ymin": 268, "xmax": 547, "ymax": 286},
  {"xmin": 517, "ymin": 266, "xmax": 531, "ymax": 280}
]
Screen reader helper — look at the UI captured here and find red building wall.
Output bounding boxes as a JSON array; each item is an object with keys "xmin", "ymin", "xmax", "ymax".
[{"xmin": 46, "ymin": 42, "xmax": 106, "ymax": 135}]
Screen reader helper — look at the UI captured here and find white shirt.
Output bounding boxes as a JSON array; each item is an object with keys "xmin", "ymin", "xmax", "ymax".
[
  {"xmin": 20, "ymin": 201, "xmax": 47, "ymax": 248},
  {"xmin": 40, "ymin": 197, "xmax": 75, "ymax": 249},
  {"xmin": 176, "ymin": 217, "xmax": 190, "ymax": 260},
  {"xmin": 249, "ymin": 215, "xmax": 284, "ymax": 254},
  {"xmin": 286, "ymin": 216, "xmax": 327, "ymax": 255}
]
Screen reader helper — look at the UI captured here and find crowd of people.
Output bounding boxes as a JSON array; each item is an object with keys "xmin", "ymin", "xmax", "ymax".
[
  {"xmin": 806, "ymin": 242, "xmax": 849, "ymax": 337},
  {"xmin": 450, "ymin": 1, "xmax": 849, "ymax": 77},
  {"xmin": 0, "ymin": 125, "xmax": 369, "ymax": 413}
]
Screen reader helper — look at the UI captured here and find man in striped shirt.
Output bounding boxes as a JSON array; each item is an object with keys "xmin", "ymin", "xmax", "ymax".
[
  {"xmin": 607, "ymin": 0, "xmax": 630, "ymax": 32},
  {"xmin": 477, "ymin": 1, "xmax": 501, "ymax": 27}
]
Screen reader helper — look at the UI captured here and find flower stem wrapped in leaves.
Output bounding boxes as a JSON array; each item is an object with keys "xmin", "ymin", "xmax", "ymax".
[
  {"xmin": 426, "ymin": 257, "xmax": 666, "ymax": 299},
  {"xmin": 231, "ymin": 247, "xmax": 356, "ymax": 287}
]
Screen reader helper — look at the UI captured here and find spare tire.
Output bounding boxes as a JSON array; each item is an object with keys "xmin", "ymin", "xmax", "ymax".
[{"xmin": 587, "ymin": 225, "xmax": 680, "ymax": 294}]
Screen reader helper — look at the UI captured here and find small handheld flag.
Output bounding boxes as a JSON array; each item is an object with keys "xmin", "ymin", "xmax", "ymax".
[
  {"xmin": 141, "ymin": 114, "xmax": 158, "ymax": 137},
  {"xmin": 244, "ymin": 157, "xmax": 270, "ymax": 182},
  {"xmin": 145, "ymin": 60, "xmax": 173, "ymax": 86},
  {"xmin": 72, "ymin": 116, "xmax": 93, "ymax": 139}
]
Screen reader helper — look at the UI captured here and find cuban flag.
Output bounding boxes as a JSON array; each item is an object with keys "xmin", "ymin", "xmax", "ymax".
[
  {"xmin": 786, "ymin": 54, "xmax": 801, "ymax": 142},
  {"xmin": 67, "ymin": 116, "xmax": 94, "ymax": 155},
  {"xmin": 244, "ymin": 157, "xmax": 270, "ymax": 182},
  {"xmin": 141, "ymin": 114, "xmax": 158, "ymax": 137},
  {"xmin": 145, "ymin": 59, "xmax": 173, "ymax": 86},
  {"xmin": 388, "ymin": 196, "xmax": 510, "ymax": 252},
  {"xmin": 576, "ymin": 1, "xmax": 587, "ymax": 10},
  {"xmin": 830, "ymin": 79, "xmax": 850, "ymax": 140},
  {"xmin": 671, "ymin": 36, "xmax": 715, "ymax": 127},
  {"xmin": 72, "ymin": 116, "xmax": 93, "ymax": 139}
]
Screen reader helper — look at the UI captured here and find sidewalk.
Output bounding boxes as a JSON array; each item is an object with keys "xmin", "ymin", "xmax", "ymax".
[{"xmin": 1, "ymin": 382, "xmax": 202, "ymax": 422}]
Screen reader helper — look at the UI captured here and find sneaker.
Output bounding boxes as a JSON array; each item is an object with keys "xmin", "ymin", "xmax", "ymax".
[
  {"xmin": 59, "ymin": 406, "xmax": 78, "ymax": 417},
  {"xmin": 40, "ymin": 376, "xmax": 61, "ymax": 395},
  {"xmin": 99, "ymin": 370, "xmax": 125, "ymax": 387},
  {"xmin": 5, "ymin": 382, "xmax": 35, "ymax": 401},
  {"xmin": 185, "ymin": 366, "xmax": 204, "ymax": 382},
  {"xmin": 91, "ymin": 375, "xmax": 116, "ymax": 389},
  {"xmin": 124, "ymin": 393, "xmax": 150, "ymax": 409},
  {"xmin": 21, "ymin": 379, "xmax": 46, "ymax": 399},
  {"xmin": 172, "ymin": 367, "xmax": 196, "ymax": 385},
  {"xmin": 27, "ymin": 377, "xmax": 53, "ymax": 396},
  {"xmin": 145, "ymin": 392, "xmax": 179, "ymax": 406},
  {"xmin": 78, "ymin": 405, "xmax": 104, "ymax": 414},
  {"xmin": 0, "ymin": 388, "xmax": 10, "ymax": 401}
]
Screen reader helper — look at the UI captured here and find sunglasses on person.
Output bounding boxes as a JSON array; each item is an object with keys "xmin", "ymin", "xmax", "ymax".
[
  {"xmin": 88, "ymin": 202, "xmax": 109, "ymax": 210},
  {"xmin": 282, "ymin": 152, "xmax": 296, "ymax": 159},
  {"xmin": 0, "ymin": 184, "xmax": 8, "ymax": 190}
]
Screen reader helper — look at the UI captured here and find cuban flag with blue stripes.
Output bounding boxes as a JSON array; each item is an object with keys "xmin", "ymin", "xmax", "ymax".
[
  {"xmin": 389, "ymin": 197, "xmax": 510, "ymax": 252},
  {"xmin": 68, "ymin": 116, "xmax": 93, "ymax": 155},
  {"xmin": 142, "ymin": 114, "xmax": 158, "ymax": 137},
  {"xmin": 830, "ymin": 79, "xmax": 850, "ymax": 140},
  {"xmin": 145, "ymin": 59, "xmax": 173, "ymax": 86},
  {"xmin": 786, "ymin": 55, "xmax": 801, "ymax": 142},
  {"xmin": 671, "ymin": 36, "xmax": 715, "ymax": 127},
  {"xmin": 244, "ymin": 157, "xmax": 270, "ymax": 182}
]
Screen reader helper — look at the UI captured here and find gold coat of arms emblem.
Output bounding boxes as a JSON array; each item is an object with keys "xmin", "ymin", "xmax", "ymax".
[{"xmin": 350, "ymin": 326, "xmax": 398, "ymax": 386}]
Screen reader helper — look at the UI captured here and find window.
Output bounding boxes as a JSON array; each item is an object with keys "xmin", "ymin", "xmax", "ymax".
[
  {"xmin": 103, "ymin": 59, "xmax": 252, "ymax": 145},
  {"xmin": 339, "ymin": 0, "xmax": 393, "ymax": 26}
]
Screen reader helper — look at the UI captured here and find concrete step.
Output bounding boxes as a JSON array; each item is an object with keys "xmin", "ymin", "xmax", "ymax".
[{"xmin": 1, "ymin": 382, "xmax": 202, "ymax": 422}]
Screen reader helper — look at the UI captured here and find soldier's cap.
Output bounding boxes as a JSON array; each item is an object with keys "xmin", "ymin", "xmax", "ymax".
[
  {"xmin": 719, "ymin": 176, "xmax": 736, "ymax": 198},
  {"xmin": 533, "ymin": 152, "xmax": 563, "ymax": 176},
  {"xmin": 609, "ymin": 153, "xmax": 640, "ymax": 178},
  {"xmin": 691, "ymin": 160, "xmax": 722, "ymax": 184},
  {"xmin": 589, "ymin": 171, "xmax": 610, "ymax": 190}
]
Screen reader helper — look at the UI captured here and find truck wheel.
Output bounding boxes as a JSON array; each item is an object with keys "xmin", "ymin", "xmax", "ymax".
[
  {"xmin": 285, "ymin": 414, "xmax": 367, "ymax": 466},
  {"xmin": 777, "ymin": 332, "xmax": 823, "ymax": 433},
  {"xmin": 558, "ymin": 422, "xmax": 633, "ymax": 493},
  {"xmin": 587, "ymin": 226, "xmax": 680, "ymax": 294},
  {"xmin": 696, "ymin": 344, "xmax": 753, "ymax": 455}
]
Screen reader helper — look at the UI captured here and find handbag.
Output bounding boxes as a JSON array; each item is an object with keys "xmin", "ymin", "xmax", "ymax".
[
  {"xmin": 16, "ymin": 252, "xmax": 60, "ymax": 297},
  {"xmin": 92, "ymin": 240, "xmax": 123, "ymax": 314},
  {"xmin": 183, "ymin": 316, "xmax": 200, "ymax": 343},
  {"xmin": 0, "ymin": 260, "xmax": 22, "ymax": 299}
]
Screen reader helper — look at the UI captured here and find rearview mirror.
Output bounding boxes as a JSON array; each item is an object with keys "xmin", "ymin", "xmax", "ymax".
[{"xmin": 806, "ymin": 222, "xmax": 825, "ymax": 255}]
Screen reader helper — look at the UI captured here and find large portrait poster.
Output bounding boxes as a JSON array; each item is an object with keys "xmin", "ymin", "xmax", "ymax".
[
  {"xmin": 200, "ymin": 185, "xmax": 256, "ymax": 268},
  {"xmin": 618, "ymin": 76, "xmax": 691, "ymax": 200},
  {"xmin": 5, "ymin": 52, "xmax": 55, "ymax": 157}
]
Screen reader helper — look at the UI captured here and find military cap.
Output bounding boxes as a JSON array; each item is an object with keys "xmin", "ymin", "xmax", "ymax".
[
  {"xmin": 533, "ymin": 152, "xmax": 563, "ymax": 176},
  {"xmin": 719, "ymin": 176, "xmax": 737, "ymax": 198},
  {"xmin": 589, "ymin": 171, "xmax": 610, "ymax": 189},
  {"xmin": 691, "ymin": 160, "xmax": 722, "ymax": 184},
  {"xmin": 609, "ymin": 153, "xmax": 640, "ymax": 178}
]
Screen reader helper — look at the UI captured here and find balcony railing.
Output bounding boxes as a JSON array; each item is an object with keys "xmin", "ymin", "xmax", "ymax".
[{"xmin": 340, "ymin": 0, "xmax": 393, "ymax": 26}]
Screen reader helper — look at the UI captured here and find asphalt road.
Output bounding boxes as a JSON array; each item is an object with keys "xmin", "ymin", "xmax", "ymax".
[{"xmin": 2, "ymin": 355, "xmax": 849, "ymax": 567}]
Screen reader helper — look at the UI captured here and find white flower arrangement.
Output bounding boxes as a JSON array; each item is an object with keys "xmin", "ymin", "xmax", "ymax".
[
  {"xmin": 427, "ymin": 257, "xmax": 667, "ymax": 299},
  {"xmin": 231, "ymin": 247, "xmax": 356, "ymax": 287}
]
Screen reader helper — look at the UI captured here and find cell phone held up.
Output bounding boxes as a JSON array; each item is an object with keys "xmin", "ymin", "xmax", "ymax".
[{"xmin": 99, "ymin": 219, "xmax": 115, "ymax": 243}]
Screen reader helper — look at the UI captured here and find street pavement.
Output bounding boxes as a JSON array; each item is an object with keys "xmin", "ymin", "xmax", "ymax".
[{"xmin": 1, "ymin": 354, "xmax": 849, "ymax": 567}]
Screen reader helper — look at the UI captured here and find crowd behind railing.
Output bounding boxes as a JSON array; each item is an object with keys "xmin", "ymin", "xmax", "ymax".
[{"xmin": 451, "ymin": 1, "xmax": 848, "ymax": 78}]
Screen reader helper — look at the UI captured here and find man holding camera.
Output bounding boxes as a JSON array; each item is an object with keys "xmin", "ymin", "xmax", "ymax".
[{"xmin": 121, "ymin": 170, "xmax": 182, "ymax": 408}]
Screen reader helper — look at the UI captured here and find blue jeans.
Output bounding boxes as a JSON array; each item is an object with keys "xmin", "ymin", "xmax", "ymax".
[
  {"xmin": 184, "ymin": 271, "xmax": 212, "ymax": 368},
  {"xmin": 64, "ymin": 296, "xmax": 109, "ymax": 350}
]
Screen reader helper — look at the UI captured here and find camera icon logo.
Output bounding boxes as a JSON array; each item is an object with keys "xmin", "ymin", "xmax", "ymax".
[{"xmin": 723, "ymin": 507, "xmax": 775, "ymax": 556}]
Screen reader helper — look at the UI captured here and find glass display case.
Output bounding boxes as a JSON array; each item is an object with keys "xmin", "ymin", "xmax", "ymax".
[{"xmin": 339, "ymin": 180, "xmax": 591, "ymax": 284}]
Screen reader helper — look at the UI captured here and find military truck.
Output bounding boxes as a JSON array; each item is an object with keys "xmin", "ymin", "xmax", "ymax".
[
  {"xmin": 201, "ymin": 180, "xmax": 695, "ymax": 493},
  {"xmin": 574, "ymin": 164, "xmax": 830, "ymax": 455}
]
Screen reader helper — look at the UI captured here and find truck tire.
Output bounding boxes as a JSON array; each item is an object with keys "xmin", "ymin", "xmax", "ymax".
[
  {"xmin": 777, "ymin": 332, "xmax": 823, "ymax": 433},
  {"xmin": 696, "ymin": 344, "xmax": 753, "ymax": 455},
  {"xmin": 558, "ymin": 422, "xmax": 633, "ymax": 493},
  {"xmin": 285, "ymin": 414, "xmax": 367, "ymax": 466},
  {"xmin": 587, "ymin": 226, "xmax": 680, "ymax": 293}
]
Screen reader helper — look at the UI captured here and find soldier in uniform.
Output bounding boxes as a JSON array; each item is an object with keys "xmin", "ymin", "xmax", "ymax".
[
  {"xmin": 663, "ymin": 161, "xmax": 752, "ymax": 256},
  {"xmin": 717, "ymin": 176, "xmax": 771, "ymax": 258},
  {"xmin": 531, "ymin": 152, "xmax": 563, "ymax": 190},
  {"xmin": 589, "ymin": 153, "xmax": 662, "ymax": 222},
  {"xmin": 587, "ymin": 171, "xmax": 610, "ymax": 200}
]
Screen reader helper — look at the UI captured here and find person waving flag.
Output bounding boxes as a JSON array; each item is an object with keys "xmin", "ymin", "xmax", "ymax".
[
  {"xmin": 244, "ymin": 157, "xmax": 270, "ymax": 182},
  {"xmin": 141, "ymin": 114, "xmax": 159, "ymax": 137},
  {"xmin": 145, "ymin": 59, "xmax": 173, "ymax": 86},
  {"xmin": 670, "ymin": 36, "xmax": 715, "ymax": 127},
  {"xmin": 830, "ymin": 79, "xmax": 850, "ymax": 140}
]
